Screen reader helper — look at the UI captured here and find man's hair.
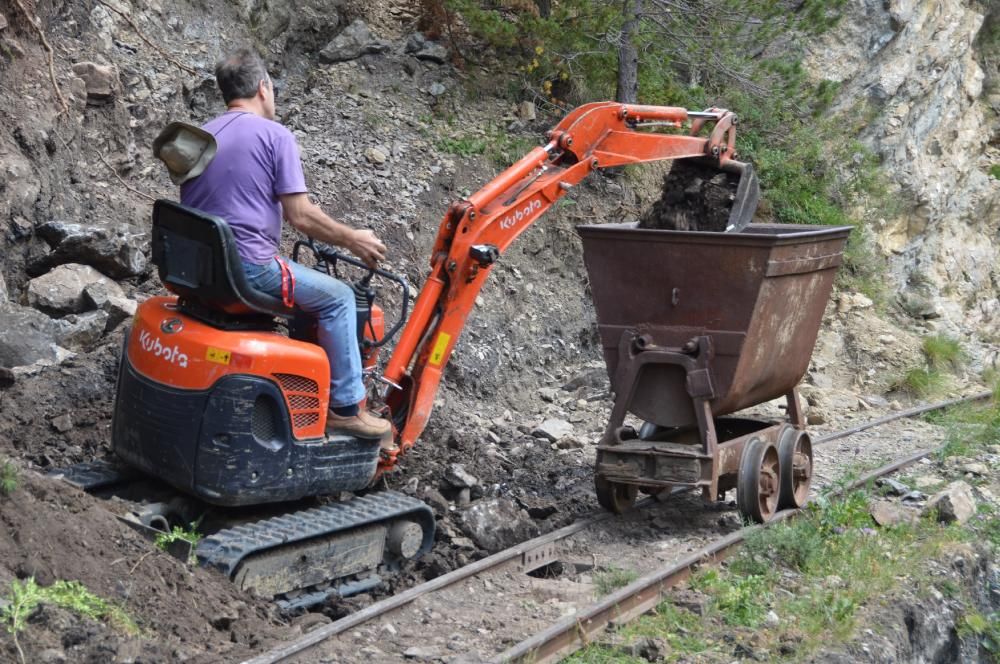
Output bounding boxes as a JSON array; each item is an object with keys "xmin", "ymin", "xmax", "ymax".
[{"xmin": 215, "ymin": 49, "xmax": 269, "ymax": 103}]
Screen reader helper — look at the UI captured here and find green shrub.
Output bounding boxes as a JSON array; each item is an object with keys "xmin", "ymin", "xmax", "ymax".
[{"xmin": 989, "ymin": 164, "xmax": 1000, "ymax": 180}]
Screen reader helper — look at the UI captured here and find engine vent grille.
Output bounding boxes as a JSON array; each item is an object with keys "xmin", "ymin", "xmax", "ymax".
[
  {"xmin": 292, "ymin": 412, "xmax": 320, "ymax": 428},
  {"xmin": 273, "ymin": 373, "xmax": 322, "ymax": 439}
]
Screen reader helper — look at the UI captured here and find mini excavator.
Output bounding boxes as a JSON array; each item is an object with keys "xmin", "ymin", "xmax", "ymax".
[{"xmin": 57, "ymin": 102, "xmax": 759, "ymax": 609}]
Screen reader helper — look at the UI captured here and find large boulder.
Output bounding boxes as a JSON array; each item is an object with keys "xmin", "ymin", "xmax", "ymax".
[
  {"xmin": 84, "ymin": 281, "xmax": 136, "ymax": 330},
  {"xmin": 71, "ymin": 61, "xmax": 117, "ymax": 104},
  {"xmin": 27, "ymin": 264, "xmax": 120, "ymax": 316},
  {"xmin": 0, "ymin": 305, "xmax": 64, "ymax": 368},
  {"xmin": 532, "ymin": 418, "xmax": 574, "ymax": 442},
  {"xmin": 459, "ymin": 498, "xmax": 538, "ymax": 553},
  {"xmin": 404, "ymin": 33, "xmax": 448, "ymax": 64},
  {"xmin": 318, "ymin": 20, "xmax": 390, "ymax": 63},
  {"xmin": 32, "ymin": 220, "xmax": 147, "ymax": 279},
  {"xmin": 923, "ymin": 481, "xmax": 977, "ymax": 524},
  {"xmin": 57, "ymin": 311, "xmax": 111, "ymax": 350}
]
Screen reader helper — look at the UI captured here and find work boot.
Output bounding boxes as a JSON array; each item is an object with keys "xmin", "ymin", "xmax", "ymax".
[{"xmin": 326, "ymin": 408, "xmax": 394, "ymax": 447}]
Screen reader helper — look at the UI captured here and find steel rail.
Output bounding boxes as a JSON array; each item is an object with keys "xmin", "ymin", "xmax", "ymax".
[
  {"xmin": 492, "ymin": 392, "xmax": 992, "ymax": 663},
  {"xmin": 241, "ymin": 498, "xmax": 661, "ymax": 664},
  {"xmin": 244, "ymin": 390, "xmax": 991, "ymax": 664},
  {"xmin": 813, "ymin": 389, "xmax": 992, "ymax": 446}
]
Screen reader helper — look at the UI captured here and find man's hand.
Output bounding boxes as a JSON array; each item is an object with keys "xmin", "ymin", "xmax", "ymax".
[
  {"xmin": 281, "ymin": 193, "xmax": 387, "ymax": 267},
  {"xmin": 349, "ymin": 229, "xmax": 387, "ymax": 268}
]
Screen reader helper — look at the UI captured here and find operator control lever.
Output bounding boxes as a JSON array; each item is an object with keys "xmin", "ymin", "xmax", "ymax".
[{"xmin": 470, "ymin": 244, "xmax": 500, "ymax": 266}]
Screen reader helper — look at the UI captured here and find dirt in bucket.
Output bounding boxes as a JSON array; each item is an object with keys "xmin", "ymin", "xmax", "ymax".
[{"xmin": 638, "ymin": 159, "xmax": 739, "ymax": 232}]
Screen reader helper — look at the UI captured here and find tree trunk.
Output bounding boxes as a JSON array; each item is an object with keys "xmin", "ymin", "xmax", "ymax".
[
  {"xmin": 615, "ymin": 0, "xmax": 641, "ymax": 103},
  {"xmin": 534, "ymin": 0, "xmax": 551, "ymax": 18}
]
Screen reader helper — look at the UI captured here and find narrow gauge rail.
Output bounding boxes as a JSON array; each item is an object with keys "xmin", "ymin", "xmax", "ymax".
[{"xmin": 244, "ymin": 390, "xmax": 991, "ymax": 664}]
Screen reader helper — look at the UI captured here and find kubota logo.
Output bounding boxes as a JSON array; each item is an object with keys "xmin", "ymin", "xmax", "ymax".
[
  {"xmin": 138, "ymin": 329, "xmax": 189, "ymax": 368},
  {"xmin": 499, "ymin": 199, "xmax": 542, "ymax": 230},
  {"xmin": 161, "ymin": 317, "xmax": 183, "ymax": 334}
]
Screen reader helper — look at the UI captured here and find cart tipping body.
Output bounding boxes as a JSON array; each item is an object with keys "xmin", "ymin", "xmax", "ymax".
[{"xmin": 577, "ymin": 222, "xmax": 851, "ymax": 521}]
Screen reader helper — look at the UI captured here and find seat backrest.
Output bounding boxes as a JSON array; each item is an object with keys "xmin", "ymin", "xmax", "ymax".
[{"xmin": 151, "ymin": 200, "xmax": 294, "ymax": 323}]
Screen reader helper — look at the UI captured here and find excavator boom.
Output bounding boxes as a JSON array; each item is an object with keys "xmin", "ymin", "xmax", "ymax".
[{"xmin": 381, "ymin": 102, "xmax": 755, "ymax": 468}]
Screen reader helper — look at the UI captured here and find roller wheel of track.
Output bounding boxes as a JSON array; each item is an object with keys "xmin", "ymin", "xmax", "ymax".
[
  {"xmin": 595, "ymin": 476, "xmax": 638, "ymax": 514},
  {"xmin": 737, "ymin": 436, "xmax": 781, "ymax": 523},
  {"xmin": 777, "ymin": 427, "xmax": 813, "ymax": 510}
]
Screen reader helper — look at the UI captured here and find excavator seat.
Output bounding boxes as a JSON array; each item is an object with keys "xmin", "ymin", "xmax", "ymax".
[{"xmin": 151, "ymin": 199, "xmax": 294, "ymax": 329}]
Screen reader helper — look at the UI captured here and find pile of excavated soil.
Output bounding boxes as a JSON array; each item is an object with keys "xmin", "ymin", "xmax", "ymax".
[
  {"xmin": 0, "ymin": 471, "xmax": 285, "ymax": 663},
  {"xmin": 638, "ymin": 159, "xmax": 739, "ymax": 231}
]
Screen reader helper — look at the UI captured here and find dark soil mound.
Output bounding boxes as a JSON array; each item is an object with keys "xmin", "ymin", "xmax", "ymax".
[
  {"xmin": 638, "ymin": 159, "xmax": 739, "ymax": 231},
  {"xmin": 0, "ymin": 471, "xmax": 285, "ymax": 663}
]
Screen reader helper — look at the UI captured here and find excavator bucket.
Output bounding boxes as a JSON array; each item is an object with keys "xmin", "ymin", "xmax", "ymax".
[{"xmin": 639, "ymin": 157, "xmax": 760, "ymax": 233}]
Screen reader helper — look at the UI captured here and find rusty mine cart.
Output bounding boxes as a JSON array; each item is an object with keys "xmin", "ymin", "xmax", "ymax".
[{"xmin": 579, "ymin": 222, "xmax": 852, "ymax": 522}]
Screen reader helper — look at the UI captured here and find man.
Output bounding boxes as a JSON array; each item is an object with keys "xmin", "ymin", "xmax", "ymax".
[{"xmin": 180, "ymin": 49, "xmax": 392, "ymax": 443}]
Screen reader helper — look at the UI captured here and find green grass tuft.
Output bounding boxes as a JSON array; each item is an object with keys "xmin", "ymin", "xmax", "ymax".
[
  {"xmin": 931, "ymin": 396, "xmax": 1000, "ymax": 459},
  {"xmin": 155, "ymin": 522, "xmax": 203, "ymax": 564},
  {"xmin": 989, "ymin": 164, "xmax": 1000, "ymax": 180},
  {"xmin": 1, "ymin": 577, "xmax": 139, "ymax": 662},
  {"xmin": 593, "ymin": 566, "xmax": 639, "ymax": 596},
  {"xmin": 436, "ymin": 124, "xmax": 538, "ymax": 168},
  {"xmin": 897, "ymin": 367, "xmax": 947, "ymax": 398},
  {"xmin": 691, "ymin": 569, "xmax": 772, "ymax": 627},
  {"xmin": 959, "ymin": 611, "xmax": 1000, "ymax": 658},
  {"xmin": 0, "ymin": 460, "xmax": 17, "ymax": 496},
  {"xmin": 922, "ymin": 334, "xmax": 964, "ymax": 371}
]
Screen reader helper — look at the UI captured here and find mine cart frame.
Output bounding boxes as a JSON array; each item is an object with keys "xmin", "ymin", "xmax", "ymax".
[{"xmin": 594, "ymin": 330, "xmax": 813, "ymax": 522}]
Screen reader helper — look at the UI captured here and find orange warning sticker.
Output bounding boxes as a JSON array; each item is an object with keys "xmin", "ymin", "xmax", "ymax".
[
  {"xmin": 429, "ymin": 332, "xmax": 451, "ymax": 366},
  {"xmin": 206, "ymin": 347, "xmax": 232, "ymax": 365}
]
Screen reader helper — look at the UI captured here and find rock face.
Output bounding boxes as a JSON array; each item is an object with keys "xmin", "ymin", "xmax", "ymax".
[{"xmin": 806, "ymin": 2, "xmax": 1000, "ymax": 338}]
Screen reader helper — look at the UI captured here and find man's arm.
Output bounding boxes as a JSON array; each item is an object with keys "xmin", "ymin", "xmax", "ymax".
[{"xmin": 280, "ymin": 193, "xmax": 386, "ymax": 267}]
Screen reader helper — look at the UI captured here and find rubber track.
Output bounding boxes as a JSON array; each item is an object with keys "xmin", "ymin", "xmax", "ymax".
[{"xmin": 196, "ymin": 491, "xmax": 434, "ymax": 578}]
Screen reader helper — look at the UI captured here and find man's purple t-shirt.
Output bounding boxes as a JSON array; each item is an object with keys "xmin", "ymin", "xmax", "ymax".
[{"xmin": 181, "ymin": 111, "xmax": 307, "ymax": 264}]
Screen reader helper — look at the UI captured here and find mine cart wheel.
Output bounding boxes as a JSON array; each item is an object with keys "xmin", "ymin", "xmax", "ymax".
[
  {"xmin": 777, "ymin": 428, "xmax": 813, "ymax": 510},
  {"xmin": 736, "ymin": 437, "xmax": 781, "ymax": 523},
  {"xmin": 595, "ymin": 476, "xmax": 638, "ymax": 514}
]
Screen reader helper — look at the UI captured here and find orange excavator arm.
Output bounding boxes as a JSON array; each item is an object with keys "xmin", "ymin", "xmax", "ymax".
[{"xmin": 380, "ymin": 101, "xmax": 745, "ymax": 466}]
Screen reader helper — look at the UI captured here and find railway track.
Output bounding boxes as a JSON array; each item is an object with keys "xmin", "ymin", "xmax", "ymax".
[{"xmin": 244, "ymin": 390, "xmax": 992, "ymax": 664}]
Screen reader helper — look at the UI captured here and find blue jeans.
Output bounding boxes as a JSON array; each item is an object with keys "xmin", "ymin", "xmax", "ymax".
[{"xmin": 242, "ymin": 258, "xmax": 365, "ymax": 409}]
